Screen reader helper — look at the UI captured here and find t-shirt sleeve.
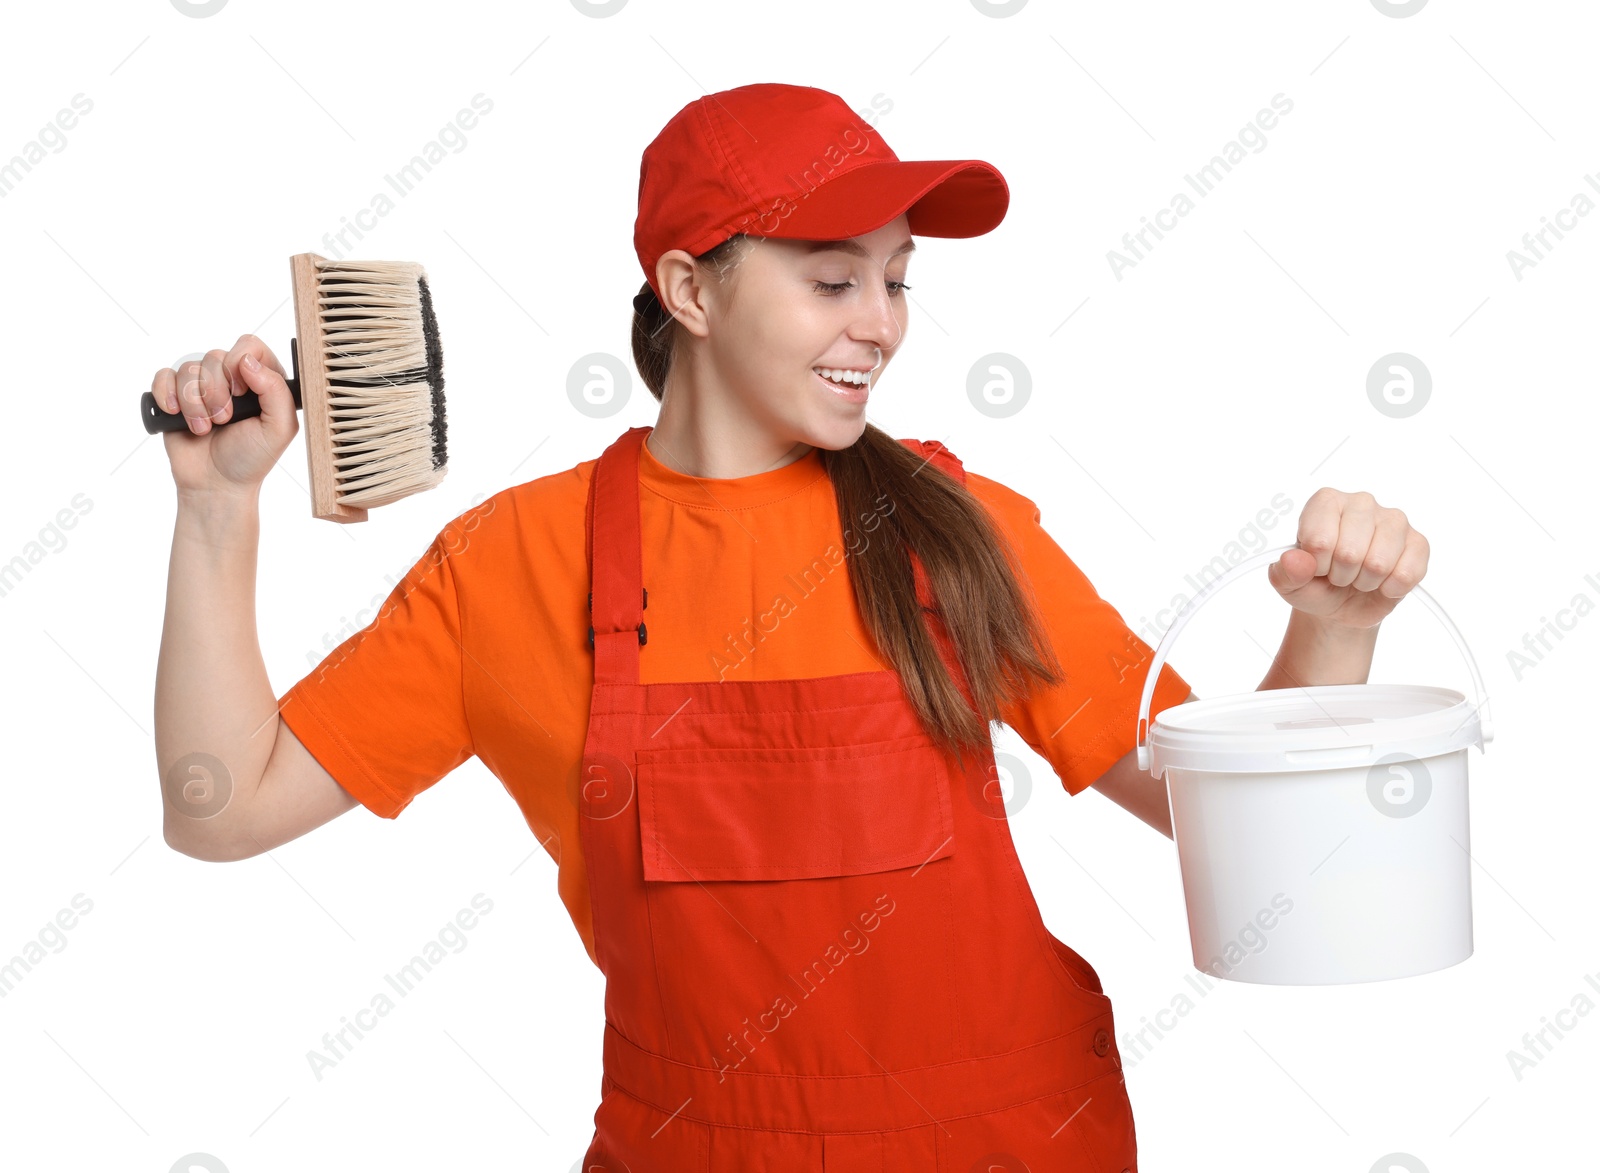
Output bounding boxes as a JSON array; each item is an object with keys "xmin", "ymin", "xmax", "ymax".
[
  {"xmin": 275, "ymin": 524, "xmax": 476, "ymax": 819},
  {"xmin": 967, "ymin": 473, "xmax": 1194, "ymax": 796}
]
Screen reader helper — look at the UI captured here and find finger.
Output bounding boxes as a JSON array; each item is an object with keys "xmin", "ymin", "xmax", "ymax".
[
  {"xmin": 1295, "ymin": 487, "xmax": 1346, "ymax": 578},
  {"xmin": 1267, "ymin": 546, "xmax": 1317, "ymax": 595},
  {"xmin": 174, "ymin": 360, "xmax": 216, "ymax": 433},
  {"xmin": 236, "ymin": 349, "xmax": 297, "ymax": 439},
  {"xmin": 223, "ymin": 333, "xmax": 287, "ymax": 393},
  {"xmin": 151, "ymin": 367, "xmax": 178, "ymax": 415},
  {"xmin": 1351, "ymin": 510, "xmax": 1410, "ymax": 593},
  {"xmin": 199, "ymin": 349, "xmax": 236, "ymax": 426},
  {"xmin": 1327, "ymin": 492, "xmax": 1378, "ymax": 589},
  {"xmin": 1377, "ymin": 528, "xmax": 1429, "ymax": 600}
]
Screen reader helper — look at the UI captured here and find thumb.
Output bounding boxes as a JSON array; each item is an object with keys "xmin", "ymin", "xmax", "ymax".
[
  {"xmin": 239, "ymin": 352, "xmax": 299, "ymax": 442},
  {"xmin": 1267, "ymin": 546, "xmax": 1318, "ymax": 596}
]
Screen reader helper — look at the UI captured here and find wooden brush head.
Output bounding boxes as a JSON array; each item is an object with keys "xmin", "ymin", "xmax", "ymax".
[{"xmin": 290, "ymin": 253, "xmax": 448, "ymax": 523}]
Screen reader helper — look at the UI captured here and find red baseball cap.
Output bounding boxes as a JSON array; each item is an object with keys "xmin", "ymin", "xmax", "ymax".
[{"xmin": 633, "ymin": 82, "xmax": 1009, "ymax": 303}]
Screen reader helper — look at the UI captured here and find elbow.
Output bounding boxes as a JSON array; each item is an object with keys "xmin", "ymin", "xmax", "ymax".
[{"xmin": 162, "ymin": 815, "xmax": 248, "ymax": 863}]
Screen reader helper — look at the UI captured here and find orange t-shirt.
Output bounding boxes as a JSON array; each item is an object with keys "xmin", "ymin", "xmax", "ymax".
[{"xmin": 276, "ymin": 434, "xmax": 1192, "ymax": 967}]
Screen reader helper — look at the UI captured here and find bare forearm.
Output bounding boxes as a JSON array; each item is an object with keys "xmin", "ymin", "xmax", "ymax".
[
  {"xmin": 155, "ymin": 489, "xmax": 278, "ymax": 860},
  {"xmin": 1089, "ymin": 690, "xmax": 1203, "ymax": 839},
  {"xmin": 1100, "ymin": 566, "xmax": 1388, "ymax": 832},
  {"xmin": 1258, "ymin": 608, "xmax": 1380, "ymax": 691},
  {"xmin": 1097, "ymin": 610, "xmax": 1383, "ymax": 838},
  {"xmin": 1090, "ymin": 746, "xmax": 1175, "ymax": 838}
]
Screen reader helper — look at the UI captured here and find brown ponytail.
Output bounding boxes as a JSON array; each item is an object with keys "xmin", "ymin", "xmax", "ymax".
[{"xmin": 629, "ymin": 234, "xmax": 1065, "ymax": 768}]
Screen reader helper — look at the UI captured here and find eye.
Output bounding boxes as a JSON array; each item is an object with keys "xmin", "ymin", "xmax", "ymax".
[{"xmin": 812, "ymin": 280, "xmax": 913, "ymax": 296}]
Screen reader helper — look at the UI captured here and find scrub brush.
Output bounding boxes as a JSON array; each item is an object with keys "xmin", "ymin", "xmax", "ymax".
[{"xmin": 139, "ymin": 253, "xmax": 448, "ymax": 524}]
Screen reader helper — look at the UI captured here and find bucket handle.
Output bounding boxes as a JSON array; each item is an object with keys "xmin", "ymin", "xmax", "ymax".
[{"xmin": 1135, "ymin": 542, "xmax": 1493, "ymax": 772}]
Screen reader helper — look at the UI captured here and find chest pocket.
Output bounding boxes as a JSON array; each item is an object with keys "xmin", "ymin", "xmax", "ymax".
[{"xmin": 634, "ymin": 735, "xmax": 956, "ymax": 883}]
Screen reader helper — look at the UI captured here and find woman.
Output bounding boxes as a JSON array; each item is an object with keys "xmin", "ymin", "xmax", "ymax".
[{"xmin": 153, "ymin": 82, "xmax": 1428, "ymax": 1170}]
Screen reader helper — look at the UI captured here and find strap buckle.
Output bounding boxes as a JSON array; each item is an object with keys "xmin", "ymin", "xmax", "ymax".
[{"xmin": 587, "ymin": 587, "xmax": 647, "ymax": 649}]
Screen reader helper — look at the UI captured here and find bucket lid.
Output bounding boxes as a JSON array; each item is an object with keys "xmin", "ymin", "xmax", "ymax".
[
  {"xmin": 1135, "ymin": 543, "xmax": 1494, "ymax": 774},
  {"xmin": 1147, "ymin": 682, "xmax": 1486, "ymax": 775}
]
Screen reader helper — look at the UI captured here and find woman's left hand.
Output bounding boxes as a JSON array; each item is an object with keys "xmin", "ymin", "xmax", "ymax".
[{"xmin": 1268, "ymin": 488, "xmax": 1430, "ymax": 630}]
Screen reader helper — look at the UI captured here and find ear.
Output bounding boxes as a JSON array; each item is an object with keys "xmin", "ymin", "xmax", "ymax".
[{"xmin": 655, "ymin": 251, "xmax": 712, "ymax": 339}]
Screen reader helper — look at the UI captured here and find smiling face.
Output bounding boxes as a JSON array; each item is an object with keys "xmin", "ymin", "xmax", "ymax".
[{"xmin": 657, "ymin": 214, "xmax": 915, "ymax": 454}]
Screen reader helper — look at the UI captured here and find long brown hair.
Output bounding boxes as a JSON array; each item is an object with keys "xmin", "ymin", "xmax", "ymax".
[{"xmin": 630, "ymin": 234, "xmax": 1064, "ymax": 767}]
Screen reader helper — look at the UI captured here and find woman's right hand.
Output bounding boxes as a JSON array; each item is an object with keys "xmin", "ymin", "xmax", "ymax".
[{"xmin": 153, "ymin": 334, "xmax": 299, "ymax": 497}]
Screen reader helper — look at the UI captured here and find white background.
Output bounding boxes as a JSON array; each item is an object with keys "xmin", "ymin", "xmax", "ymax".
[{"xmin": 1, "ymin": 0, "xmax": 1593, "ymax": 1170}]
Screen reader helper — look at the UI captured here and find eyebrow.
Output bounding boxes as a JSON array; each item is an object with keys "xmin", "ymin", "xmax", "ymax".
[{"xmin": 803, "ymin": 238, "xmax": 917, "ymax": 259}]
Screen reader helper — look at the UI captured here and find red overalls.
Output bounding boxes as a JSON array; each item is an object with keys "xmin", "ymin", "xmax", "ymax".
[{"xmin": 577, "ymin": 426, "xmax": 1137, "ymax": 1171}]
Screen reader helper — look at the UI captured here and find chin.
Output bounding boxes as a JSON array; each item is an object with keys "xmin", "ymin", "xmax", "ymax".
[{"xmin": 801, "ymin": 415, "xmax": 870, "ymax": 453}]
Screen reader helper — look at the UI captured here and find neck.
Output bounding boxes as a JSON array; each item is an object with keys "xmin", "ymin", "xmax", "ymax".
[{"xmin": 647, "ymin": 380, "xmax": 812, "ymax": 479}]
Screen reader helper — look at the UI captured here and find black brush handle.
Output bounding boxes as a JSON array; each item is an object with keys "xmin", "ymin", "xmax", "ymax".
[{"xmin": 141, "ymin": 337, "xmax": 304, "ymax": 434}]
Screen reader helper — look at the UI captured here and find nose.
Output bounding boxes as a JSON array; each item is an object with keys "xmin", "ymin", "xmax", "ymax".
[{"xmin": 849, "ymin": 279, "xmax": 906, "ymax": 354}]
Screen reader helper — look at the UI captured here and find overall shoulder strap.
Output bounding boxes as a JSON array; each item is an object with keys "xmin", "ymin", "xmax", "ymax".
[
  {"xmin": 898, "ymin": 437, "xmax": 967, "ymax": 486},
  {"xmin": 585, "ymin": 426, "xmax": 651, "ymax": 685}
]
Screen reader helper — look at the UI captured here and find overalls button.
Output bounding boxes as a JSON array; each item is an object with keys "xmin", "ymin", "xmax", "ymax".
[{"xmin": 1092, "ymin": 1028, "xmax": 1111, "ymax": 1057}]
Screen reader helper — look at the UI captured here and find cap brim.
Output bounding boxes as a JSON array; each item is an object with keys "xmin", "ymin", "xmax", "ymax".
[{"xmin": 747, "ymin": 159, "xmax": 1009, "ymax": 243}]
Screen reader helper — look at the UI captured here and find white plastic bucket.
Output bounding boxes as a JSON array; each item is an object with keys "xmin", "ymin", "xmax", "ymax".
[{"xmin": 1135, "ymin": 543, "xmax": 1493, "ymax": 986}]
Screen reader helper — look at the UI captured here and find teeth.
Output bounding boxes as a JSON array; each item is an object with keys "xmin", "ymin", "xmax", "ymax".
[{"xmin": 814, "ymin": 367, "xmax": 867, "ymax": 386}]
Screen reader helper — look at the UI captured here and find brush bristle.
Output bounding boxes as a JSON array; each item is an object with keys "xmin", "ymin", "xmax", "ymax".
[{"xmin": 310, "ymin": 258, "xmax": 448, "ymax": 510}]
